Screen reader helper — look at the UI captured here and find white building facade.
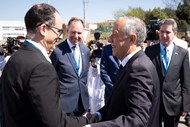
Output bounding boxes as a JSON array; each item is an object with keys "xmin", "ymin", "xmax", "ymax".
[{"xmin": 0, "ymin": 20, "xmax": 26, "ymax": 43}]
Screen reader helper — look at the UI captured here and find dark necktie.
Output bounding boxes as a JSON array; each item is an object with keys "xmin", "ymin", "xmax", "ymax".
[{"xmin": 118, "ymin": 64, "xmax": 123, "ymax": 75}]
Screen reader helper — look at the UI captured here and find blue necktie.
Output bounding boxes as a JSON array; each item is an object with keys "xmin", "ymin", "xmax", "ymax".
[
  {"xmin": 163, "ymin": 47, "xmax": 169, "ymax": 75},
  {"xmin": 164, "ymin": 47, "xmax": 169, "ymax": 69},
  {"xmin": 72, "ymin": 46, "xmax": 80, "ymax": 74}
]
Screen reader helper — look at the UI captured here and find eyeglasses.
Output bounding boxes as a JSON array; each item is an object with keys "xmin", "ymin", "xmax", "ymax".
[
  {"xmin": 45, "ymin": 24, "xmax": 64, "ymax": 37},
  {"xmin": 52, "ymin": 37, "xmax": 62, "ymax": 44}
]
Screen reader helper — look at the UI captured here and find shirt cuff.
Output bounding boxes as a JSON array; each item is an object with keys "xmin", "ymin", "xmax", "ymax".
[{"xmin": 96, "ymin": 112, "xmax": 102, "ymax": 121}]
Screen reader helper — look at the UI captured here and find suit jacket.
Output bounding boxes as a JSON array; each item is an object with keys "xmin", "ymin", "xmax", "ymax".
[
  {"xmin": 145, "ymin": 43, "xmax": 190, "ymax": 116},
  {"xmin": 91, "ymin": 50, "xmax": 160, "ymax": 127},
  {"xmin": 100, "ymin": 44, "xmax": 120, "ymax": 103},
  {"xmin": 0, "ymin": 41, "xmax": 88, "ymax": 127},
  {"xmin": 50, "ymin": 40, "xmax": 90, "ymax": 115}
]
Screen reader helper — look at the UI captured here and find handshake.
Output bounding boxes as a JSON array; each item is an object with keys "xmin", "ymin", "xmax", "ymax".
[{"xmin": 83, "ymin": 112, "xmax": 100, "ymax": 127}]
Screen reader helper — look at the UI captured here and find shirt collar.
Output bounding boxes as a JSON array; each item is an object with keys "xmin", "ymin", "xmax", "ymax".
[
  {"xmin": 121, "ymin": 48, "xmax": 141, "ymax": 67},
  {"xmin": 67, "ymin": 39, "xmax": 79, "ymax": 49},
  {"xmin": 26, "ymin": 39, "xmax": 52, "ymax": 63},
  {"xmin": 159, "ymin": 42, "xmax": 174, "ymax": 53}
]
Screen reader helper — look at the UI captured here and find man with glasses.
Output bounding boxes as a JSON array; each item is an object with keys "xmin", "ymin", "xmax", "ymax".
[
  {"xmin": 0, "ymin": 3, "xmax": 89, "ymax": 127},
  {"xmin": 50, "ymin": 17, "xmax": 90, "ymax": 117}
]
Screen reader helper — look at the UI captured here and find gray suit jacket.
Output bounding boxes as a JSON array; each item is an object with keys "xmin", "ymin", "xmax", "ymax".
[
  {"xmin": 50, "ymin": 40, "xmax": 90, "ymax": 115},
  {"xmin": 0, "ymin": 41, "xmax": 88, "ymax": 127},
  {"xmin": 145, "ymin": 43, "xmax": 190, "ymax": 116},
  {"xmin": 91, "ymin": 50, "xmax": 160, "ymax": 127}
]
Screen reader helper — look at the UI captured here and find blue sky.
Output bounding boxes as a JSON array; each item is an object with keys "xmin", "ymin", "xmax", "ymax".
[{"xmin": 0, "ymin": 0, "xmax": 165, "ymax": 23}]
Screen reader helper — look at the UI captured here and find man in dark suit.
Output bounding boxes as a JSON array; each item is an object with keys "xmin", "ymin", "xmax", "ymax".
[
  {"xmin": 145, "ymin": 18, "xmax": 190, "ymax": 127},
  {"xmin": 85, "ymin": 16, "xmax": 160, "ymax": 127},
  {"xmin": 50, "ymin": 17, "xmax": 90, "ymax": 116},
  {"xmin": 0, "ymin": 3, "xmax": 88, "ymax": 127},
  {"xmin": 100, "ymin": 44, "xmax": 120, "ymax": 104}
]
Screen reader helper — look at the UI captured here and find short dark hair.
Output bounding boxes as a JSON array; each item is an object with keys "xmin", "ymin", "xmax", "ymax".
[{"xmin": 24, "ymin": 3, "xmax": 58, "ymax": 32}]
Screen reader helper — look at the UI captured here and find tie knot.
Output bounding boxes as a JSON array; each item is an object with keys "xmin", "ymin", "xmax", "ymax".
[
  {"xmin": 164, "ymin": 47, "xmax": 169, "ymax": 51},
  {"xmin": 119, "ymin": 65, "xmax": 123, "ymax": 70}
]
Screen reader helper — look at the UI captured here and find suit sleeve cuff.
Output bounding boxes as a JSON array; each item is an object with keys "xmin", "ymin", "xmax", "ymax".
[{"xmin": 96, "ymin": 112, "xmax": 102, "ymax": 121}]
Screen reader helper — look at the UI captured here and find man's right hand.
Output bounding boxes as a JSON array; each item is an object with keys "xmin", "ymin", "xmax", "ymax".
[{"xmin": 86, "ymin": 112, "xmax": 99, "ymax": 123}]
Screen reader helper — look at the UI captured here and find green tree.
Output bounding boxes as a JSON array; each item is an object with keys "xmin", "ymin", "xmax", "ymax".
[
  {"xmin": 113, "ymin": 9, "xmax": 126, "ymax": 20},
  {"xmin": 178, "ymin": 19, "xmax": 188, "ymax": 32},
  {"xmin": 145, "ymin": 8, "xmax": 167, "ymax": 23},
  {"xmin": 176, "ymin": 0, "xmax": 190, "ymax": 24},
  {"xmin": 162, "ymin": 0, "xmax": 181, "ymax": 9},
  {"xmin": 162, "ymin": 8, "xmax": 178, "ymax": 21},
  {"xmin": 113, "ymin": 7, "xmax": 146, "ymax": 21},
  {"xmin": 124, "ymin": 7, "xmax": 146, "ymax": 21}
]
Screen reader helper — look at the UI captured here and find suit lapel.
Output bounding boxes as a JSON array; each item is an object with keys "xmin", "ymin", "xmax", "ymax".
[
  {"xmin": 165, "ymin": 44, "xmax": 179, "ymax": 77},
  {"xmin": 64, "ymin": 40, "xmax": 79, "ymax": 74},
  {"xmin": 79, "ymin": 44, "xmax": 84, "ymax": 76},
  {"xmin": 113, "ymin": 50, "xmax": 143, "ymax": 90},
  {"xmin": 156, "ymin": 44, "xmax": 165, "ymax": 77}
]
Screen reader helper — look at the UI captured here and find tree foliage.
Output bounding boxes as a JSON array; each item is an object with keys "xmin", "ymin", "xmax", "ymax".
[
  {"xmin": 176, "ymin": 0, "xmax": 190, "ymax": 24},
  {"xmin": 145, "ymin": 8, "xmax": 167, "ymax": 23},
  {"xmin": 124, "ymin": 7, "xmax": 146, "ymax": 21},
  {"xmin": 161, "ymin": 0, "xmax": 181, "ymax": 9},
  {"xmin": 95, "ymin": 1, "xmax": 190, "ymax": 39},
  {"xmin": 113, "ymin": 9, "xmax": 126, "ymax": 20}
]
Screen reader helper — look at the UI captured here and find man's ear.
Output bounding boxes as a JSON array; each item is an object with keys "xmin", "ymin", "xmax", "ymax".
[
  {"xmin": 130, "ymin": 34, "xmax": 137, "ymax": 43},
  {"xmin": 174, "ymin": 31, "xmax": 177, "ymax": 36},
  {"xmin": 39, "ymin": 24, "xmax": 46, "ymax": 36}
]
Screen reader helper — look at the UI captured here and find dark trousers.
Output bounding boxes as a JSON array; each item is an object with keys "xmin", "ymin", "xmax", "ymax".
[{"xmin": 160, "ymin": 103, "xmax": 180, "ymax": 127}]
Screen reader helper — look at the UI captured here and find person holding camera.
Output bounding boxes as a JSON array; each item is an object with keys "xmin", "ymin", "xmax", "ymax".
[{"xmin": 87, "ymin": 38, "xmax": 105, "ymax": 114}]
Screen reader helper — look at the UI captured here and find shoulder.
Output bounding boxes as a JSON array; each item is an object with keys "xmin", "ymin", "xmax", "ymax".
[
  {"xmin": 145, "ymin": 43, "xmax": 159, "ymax": 54},
  {"xmin": 174, "ymin": 44, "xmax": 189, "ymax": 55},
  {"xmin": 54, "ymin": 40, "xmax": 69, "ymax": 53},
  {"xmin": 103, "ymin": 44, "xmax": 111, "ymax": 50},
  {"xmin": 80, "ymin": 43, "xmax": 90, "ymax": 52}
]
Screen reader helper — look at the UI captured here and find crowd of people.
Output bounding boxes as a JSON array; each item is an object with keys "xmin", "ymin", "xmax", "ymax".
[{"xmin": 0, "ymin": 2, "xmax": 190, "ymax": 127}]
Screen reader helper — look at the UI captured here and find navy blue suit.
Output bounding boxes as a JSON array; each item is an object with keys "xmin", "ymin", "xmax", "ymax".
[
  {"xmin": 100, "ymin": 44, "xmax": 120, "ymax": 104},
  {"xmin": 50, "ymin": 40, "xmax": 90, "ymax": 116}
]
